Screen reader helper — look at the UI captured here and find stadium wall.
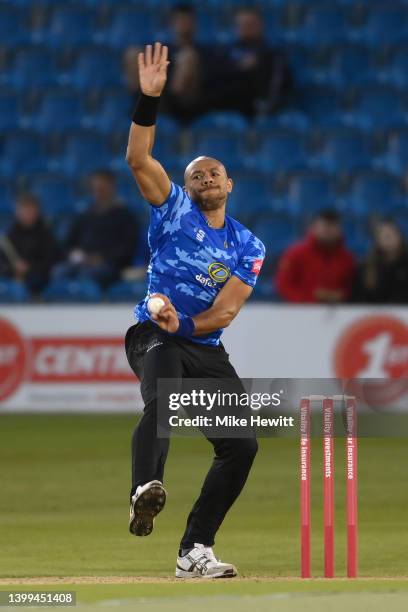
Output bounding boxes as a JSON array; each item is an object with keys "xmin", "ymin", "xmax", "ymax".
[{"xmin": 0, "ymin": 305, "xmax": 406, "ymax": 412}]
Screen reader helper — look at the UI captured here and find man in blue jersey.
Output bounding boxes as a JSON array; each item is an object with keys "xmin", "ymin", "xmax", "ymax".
[{"xmin": 125, "ymin": 43, "xmax": 265, "ymax": 579}]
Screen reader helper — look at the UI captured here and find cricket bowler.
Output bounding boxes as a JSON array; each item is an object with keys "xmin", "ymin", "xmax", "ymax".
[{"xmin": 125, "ymin": 42, "xmax": 265, "ymax": 578}]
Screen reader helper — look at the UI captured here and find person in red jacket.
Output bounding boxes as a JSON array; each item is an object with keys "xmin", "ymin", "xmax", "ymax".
[{"xmin": 276, "ymin": 210, "xmax": 355, "ymax": 303}]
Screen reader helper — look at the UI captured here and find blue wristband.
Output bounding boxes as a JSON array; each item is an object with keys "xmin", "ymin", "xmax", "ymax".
[{"xmin": 172, "ymin": 316, "xmax": 195, "ymax": 338}]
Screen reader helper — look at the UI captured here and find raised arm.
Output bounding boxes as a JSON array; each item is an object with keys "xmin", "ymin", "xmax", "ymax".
[{"xmin": 126, "ymin": 43, "xmax": 171, "ymax": 206}]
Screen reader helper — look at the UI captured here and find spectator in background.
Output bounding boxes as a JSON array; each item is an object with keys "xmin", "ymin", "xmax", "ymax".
[
  {"xmin": 124, "ymin": 4, "xmax": 205, "ymax": 121},
  {"xmin": 0, "ymin": 193, "xmax": 57, "ymax": 294},
  {"xmin": 53, "ymin": 170, "xmax": 138, "ymax": 289},
  {"xmin": 207, "ymin": 6, "xmax": 292, "ymax": 117},
  {"xmin": 276, "ymin": 210, "xmax": 355, "ymax": 303},
  {"xmin": 353, "ymin": 219, "xmax": 408, "ymax": 304},
  {"xmin": 161, "ymin": 3, "xmax": 205, "ymax": 121}
]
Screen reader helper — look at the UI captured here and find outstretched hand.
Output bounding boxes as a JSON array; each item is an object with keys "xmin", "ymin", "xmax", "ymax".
[
  {"xmin": 149, "ymin": 293, "xmax": 180, "ymax": 333},
  {"xmin": 138, "ymin": 42, "xmax": 169, "ymax": 97}
]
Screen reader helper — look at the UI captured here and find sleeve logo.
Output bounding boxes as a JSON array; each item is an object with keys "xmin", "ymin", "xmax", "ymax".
[{"xmin": 252, "ymin": 259, "xmax": 263, "ymax": 275}]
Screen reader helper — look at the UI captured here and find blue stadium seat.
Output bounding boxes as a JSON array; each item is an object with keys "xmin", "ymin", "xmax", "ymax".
[
  {"xmin": 301, "ymin": 86, "xmax": 341, "ymax": 118},
  {"xmin": 0, "ymin": 280, "xmax": 29, "ymax": 303},
  {"xmin": 84, "ymin": 93, "xmax": 132, "ymax": 133},
  {"xmin": 256, "ymin": 132, "xmax": 309, "ymax": 174},
  {"xmin": 316, "ymin": 130, "xmax": 372, "ymax": 174},
  {"xmin": 354, "ymin": 88, "xmax": 405, "ymax": 128},
  {"xmin": 388, "ymin": 47, "xmax": 408, "ymax": 88},
  {"xmin": 286, "ymin": 172, "xmax": 335, "ymax": 215},
  {"xmin": 63, "ymin": 47, "xmax": 123, "ymax": 91},
  {"xmin": 328, "ymin": 45, "xmax": 374, "ymax": 87},
  {"xmin": 342, "ymin": 219, "xmax": 370, "ymax": 257},
  {"xmin": 359, "ymin": 6, "xmax": 408, "ymax": 46},
  {"xmin": 106, "ymin": 280, "xmax": 146, "ymax": 302},
  {"xmin": 254, "ymin": 111, "xmax": 311, "ymax": 133},
  {"xmin": 0, "ymin": 183, "xmax": 14, "ymax": 214},
  {"xmin": 0, "ymin": 6, "xmax": 25, "ymax": 47},
  {"xmin": 56, "ymin": 132, "xmax": 111, "ymax": 177},
  {"xmin": 0, "ymin": 94, "xmax": 20, "ymax": 131},
  {"xmin": 191, "ymin": 112, "xmax": 248, "ymax": 134},
  {"xmin": 43, "ymin": 279, "xmax": 102, "ymax": 303},
  {"xmin": 0, "ymin": 132, "xmax": 47, "ymax": 178},
  {"xmin": 315, "ymin": 111, "xmax": 373, "ymax": 132},
  {"xmin": 378, "ymin": 130, "xmax": 408, "ymax": 176},
  {"xmin": 192, "ymin": 134, "xmax": 246, "ymax": 171},
  {"xmin": 28, "ymin": 92, "xmax": 83, "ymax": 133},
  {"xmin": 227, "ymin": 176, "xmax": 272, "ymax": 220},
  {"xmin": 47, "ymin": 6, "xmax": 96, "ymax": 47},
  {"xmin": 251, "ymin": 216, "xmax": 297, "ymax": 257},
  {"xmin": 103, "ymin": 8, "xmax": 156, "ymax": 47},
  {"xmin": 349, "ymin": 172, "xmax": 403, "ymax": 217},
  {"xmin": 6, "ymin": 47, "xmax": 57, "ymax": 91},
  {"xmin": 298, "ymin": 5, "xmax": 348, "ymax": 46},
  {"xmin": 195, "ymin": 10, "xmax": 227, "ymax": 45},
  {"xmin": 30, "ymin": 175, "xmax": 77, "ymax": 217}
]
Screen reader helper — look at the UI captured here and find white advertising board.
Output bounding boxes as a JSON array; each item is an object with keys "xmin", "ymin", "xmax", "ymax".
[{"xmin": 0, "ymin": 305, "xmax": 406, "ymax": 412}]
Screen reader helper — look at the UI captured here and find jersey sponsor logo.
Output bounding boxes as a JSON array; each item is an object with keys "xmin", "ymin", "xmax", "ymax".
[
  {"xmin": 251, "ymin": 259, "xmax": 263, "ymax": 275},
  {"xmin": 208, "ymin": 262, "xmax": 231, "ymax": 283},
  {"xmin": 196, "ymin": 273, "xmax": 216, "ymax": 289}
]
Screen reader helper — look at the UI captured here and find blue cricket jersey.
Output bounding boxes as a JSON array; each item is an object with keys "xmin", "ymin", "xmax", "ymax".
[{"xmin": 134, "ymin": 182, "xmax": 266, "ymax": 346}]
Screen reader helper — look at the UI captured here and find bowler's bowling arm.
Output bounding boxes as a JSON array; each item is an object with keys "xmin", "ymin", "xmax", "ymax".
[{"xmin": 192, "ymin": 276, "xmax": 252, "ymax": 335}]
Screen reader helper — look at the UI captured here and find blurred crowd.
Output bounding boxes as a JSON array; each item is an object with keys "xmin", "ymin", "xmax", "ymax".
[
  {"xmin": 0, "ymin": 171, "xmax": 140, "ymax": 296},
  {"xmin": 123, "ymin": 4, "xmax": 293, "ymax": 121},
  {"xmin": 1, "ymin": 2, "xmax": 408, "ymax": 304},
  {"xmin": 1, "ymin": 176, "xmax": 407, "ymax": 304}
]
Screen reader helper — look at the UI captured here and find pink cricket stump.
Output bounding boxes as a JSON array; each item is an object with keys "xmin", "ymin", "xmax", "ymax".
[
  {"xmin": 323, "ymin": 397, "xmax": 334, "ymax": 578},
  {"xmin": 300, "ymin": 397, "xmax": 311, "ymax": 578},
  {"xmin": 346, "ymin": 397, "xmax": 358, "ymax": 578}
]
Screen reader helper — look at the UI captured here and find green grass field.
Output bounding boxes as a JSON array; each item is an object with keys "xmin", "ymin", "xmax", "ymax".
[{"xmin": 0, "ymin": 414, "xmax": 407, "ymax": 610}]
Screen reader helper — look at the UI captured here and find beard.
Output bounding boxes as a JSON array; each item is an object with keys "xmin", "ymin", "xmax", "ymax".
[{"xmin": 195, "ymin": 189, "xmax": 227, "ymax": 211}]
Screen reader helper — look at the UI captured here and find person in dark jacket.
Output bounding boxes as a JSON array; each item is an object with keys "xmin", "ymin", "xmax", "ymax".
[
  {"xmin": 275, "ymin": 210, "xmax": 355, "ymax": 303},
  {"xmin": 53, "ymin": 170, "xmax": 139, "ymax": 288},
  {"xmin": 0, "ymin": 193, "xmax": 57, "ymax": 294},
  {"xmin": 207, "ymin": 6, "xmax": 292, "ymax": 117},
  {"xmin": 353, "ymin": 219, "xmax": 408, "ymax": 304}
]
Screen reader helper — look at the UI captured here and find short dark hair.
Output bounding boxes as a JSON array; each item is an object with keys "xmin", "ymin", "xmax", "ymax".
[
  {"xmin": 314, "ymin": 209, "xmax": 341, "ymax": 223},
  {"xmin": 171, "ymin": 3, "xmax": 195, "ymax": 16},
  {"xmin": 91, "ymin": 169, "xmax": 116, "ymax": 184}
]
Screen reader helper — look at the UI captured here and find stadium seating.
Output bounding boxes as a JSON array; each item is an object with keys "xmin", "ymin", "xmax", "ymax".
[
  {"xmin": 256, "ymin": 131, "xmax": 310, "ymax": 174},
  {"xmin": 0, "ymin": 132, "xmax": 48, "ymax": 179},
  {"xmin": 29, "ymin": 175, "xmax": 78, "ymax": 217},
  {"xmin": 27, "ymin": 92, "xmax": 84, "ymax": 133},
  {"xmin": 315, "ymin": 130, "xmax": 372, "ymax": 174},
  {"xmin": 0, "ymin": 94, "xmax": 20, "ymax": 131},
  {"xmin": 0, "ymin": 279, "xmax": 29, "ymax": 303},
  {"xmin": 1, "ymin": 0, "xmax": 408, "ymax": 302},
  {"xmin": 43, "ymin": 279, "xmax": 102, "ymax": 303}
]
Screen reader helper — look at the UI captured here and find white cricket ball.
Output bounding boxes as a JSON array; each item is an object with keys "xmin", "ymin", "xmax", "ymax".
[{"xmin": 147, "ymin": 296, "xmax": 165, "ymax": 315}]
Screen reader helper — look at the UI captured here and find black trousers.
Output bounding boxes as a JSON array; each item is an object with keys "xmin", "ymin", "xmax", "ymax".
[{"xmin": 125, "ymin": 321, "xmax": 258, "ymax": 549}]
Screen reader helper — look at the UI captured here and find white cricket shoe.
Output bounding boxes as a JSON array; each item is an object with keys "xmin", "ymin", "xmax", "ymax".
[
  {"xmin": 129, "ymin": 480, "xmax": 166, "ymax": 536},
  {"xmin": 175, "ymin": 543, "xmax": 237, "ymax": 579}
]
